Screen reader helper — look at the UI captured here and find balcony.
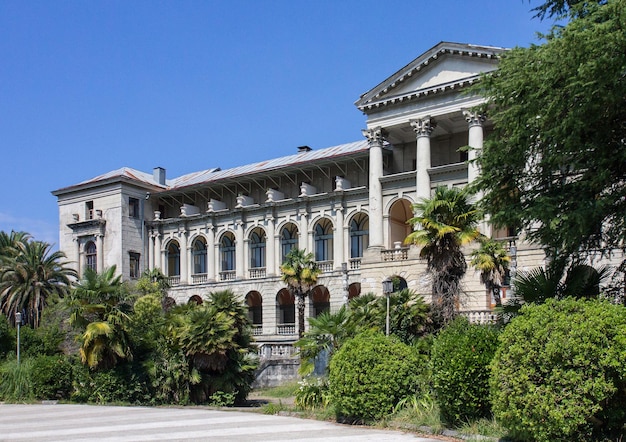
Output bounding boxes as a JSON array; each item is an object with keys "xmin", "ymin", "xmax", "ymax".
[
  {"xmin": 316, "ymin": 260, "xmax": 333, "ymax": 273},
  {"xmin": 349, "ymin": 258, "xmax": 361, "ymax": 270},
  {"xmin": 249, "ymin": 267, "xmax": 266, "ymax": 279},
  {"xmin": 251, "ymin": 325, "xmax": 263, "ymax": 336},
  {"xmin": 276, "ymin": 323, "xmax": 296, "ymax": 335},
  {"xmin": 462, "ymin": 310, "xmax": 498, "ymax": 324},
  {"xmin": 381, "ymin": 245, "xmax": 409, "ymax": 262},
  {"xmin": 167, "ymin": 276, "xmax": 181, "ymax": 286},
  {"xmin": 219, "ymin": 271, "xmax": 236, "ymax": 281},
  {"xmin": 191, "ymin": 273, "xmax": 208, "ymax": 284},
  {"xmin": 258, "ymin": 343, "xmax": 295, "ymax": 359}
]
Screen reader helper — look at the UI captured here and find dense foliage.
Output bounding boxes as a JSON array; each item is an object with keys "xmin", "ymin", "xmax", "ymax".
[
  {"xmin": 30, "ymin": 355, "xmax": 73, "ymax": 400},
  {"xmin": 491, "ymin": 298, "xmax": 626, "ymax": 441},
  {"xmin": 474, "ymin": 0, "xmax": 626, "ymax": 261},
  {"xmin": 328, "ymin": 330, "xmax": 424, "ymax": 422},
  {"xmin": 431, "ymin": 317, "xmax": 499, "ymax": 425}
]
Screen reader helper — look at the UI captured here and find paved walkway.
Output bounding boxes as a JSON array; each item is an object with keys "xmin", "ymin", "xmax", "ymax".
[{"xmin": 0, "ymin": 404, "xmax": 448, "ymax": 441}]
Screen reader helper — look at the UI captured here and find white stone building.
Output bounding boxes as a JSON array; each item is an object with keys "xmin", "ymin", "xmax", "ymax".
[{"xmin": 52, "ymin": 42, "xmax": 546, "ymax": 367}]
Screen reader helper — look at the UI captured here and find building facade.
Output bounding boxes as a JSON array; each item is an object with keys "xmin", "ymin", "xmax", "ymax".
[{"xmin": 52, "ymin": 42, "xmax": 547, "ymax": 365}]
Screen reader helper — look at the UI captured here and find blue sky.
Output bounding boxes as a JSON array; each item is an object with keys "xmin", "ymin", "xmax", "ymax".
[{"xmin": 0, "ymin": 0, "xmax": 556, "ymax": 248}]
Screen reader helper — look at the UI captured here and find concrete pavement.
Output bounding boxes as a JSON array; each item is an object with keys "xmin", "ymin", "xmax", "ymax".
[{"xmin": 0, "ymin": 404, "xmax": 449, "ymax": 441}]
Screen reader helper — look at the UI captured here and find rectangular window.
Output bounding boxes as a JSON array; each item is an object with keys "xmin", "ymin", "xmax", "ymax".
[
  {"xmin": 129, "ymin": 252, "xmax": 140, "ymax": 278},
  {"xmin": 86, "ymin": 201, "xmax": 94, "ymax": 220},
  {"xmin": 129, "ymin": 197, "xmax": 140, "ymax": 219}
]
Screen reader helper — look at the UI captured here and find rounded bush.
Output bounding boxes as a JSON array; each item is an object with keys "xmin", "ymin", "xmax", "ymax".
[
  {"xmin": 491, "ymin": 298, "xmax": 626, "ymax": 441},
  {"xmin": 31, "ymin": 355, "xmax": 73, "ymax": 400},
  {"xmin": 431, "ymin": 316, "xmax": 499, "ymax": 425},
  {"xmin": 328, "ymin": 330, "xmax": 424, "ymax": 422}
]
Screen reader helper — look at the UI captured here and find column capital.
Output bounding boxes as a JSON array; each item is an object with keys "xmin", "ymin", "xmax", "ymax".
[
  {"xmin": 410, "ymin": 116, "xmax": 436, "ymax": 137},
  {"xmin": 361, "ymin": 126, "xmax": 386, "ymax": 144},
  {"xmin": 462, "ymin": 109, "xmax": 486, "ymax": 127}
]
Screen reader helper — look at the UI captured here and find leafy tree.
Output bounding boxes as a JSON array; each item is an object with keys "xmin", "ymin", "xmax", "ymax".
[
  {"xmin": 473, "ymin": 0, "xmax": 626, "ymax": 263},
  {"xmin": 280, "ymin": 248, "xmax": 321, "ymax": 338},
  {"xmin": 0, "ymin": 240, "xmax": 76, "ymax": 327},
  {"xmin": 67, "ymin": 266, "xmax": 133, "ymax": 370},
  {"xmin": 470, "ymin": 237, "xmax": 510, "ymax": 307},
  {"xmin": 405, "ymin": 186, "xmax": 481, "ymax": 326}
]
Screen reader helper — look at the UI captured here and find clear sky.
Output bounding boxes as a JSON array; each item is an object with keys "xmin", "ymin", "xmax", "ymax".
[{"xmin": 0, "ymin": 0, "xmax": 556, "ymax": 248}]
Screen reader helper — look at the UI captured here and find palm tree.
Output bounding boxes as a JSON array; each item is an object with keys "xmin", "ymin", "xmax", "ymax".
[
  {"xmin": 294, "ymin": 306, "xmax": 351, "ymax": 376},
  {"xmin": 405, "ymin": 186, "xmax": 481, "ymax": 326},
  {"xmin": 67, "ymin": 266, "xmax": 132, "ymax": 370},
  {"xmin": 0, "ymin": 230, "xmax": 31, "ymax": 261},
  {"xmin": 280, "ymin": 248, "xmax": 321, "ymax": 338},
  {"xmin": 0, "ymin": 240, "xmax": 76, "ymax": 327},
  {"xmin": 470, "ymin": 237, "xmax": 511, "ymax": 307}
]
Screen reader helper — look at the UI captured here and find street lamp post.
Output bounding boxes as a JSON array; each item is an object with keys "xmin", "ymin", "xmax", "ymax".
[
  {"xmin": 382, "ymin": 278, "xmax": 393, "ymax": 336},
  {"xmin": 15, "ymin": 311, "xmax": 21, "ymax": 366}
]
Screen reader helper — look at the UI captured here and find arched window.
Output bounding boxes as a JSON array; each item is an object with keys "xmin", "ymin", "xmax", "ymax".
[
  {"xmin": 220, "ymin": 233, "xmax": 235, "ymax": 272},
  {"xmin": 314, "ymin": 219, "xmax": 333, "ymax": 262},
  {"xmin": 246, "ymin": 291, "xmax": 263, "ymax": 326},
  {"xmin": 310, "ymin": 286, "xmax": 330, "ymax": 318},
  {"xmin": 192, "ymin": 238, "xmax": 207, "ymax": 275},
  {"xmin": 166, "ymin": 241, "xmax": 180, "ymax": 277},
  {"xmin": 188, "ymin": 295, "xmax": 203, "ymax": 305},
  {"xmin": 280, "ymin": 223, "xmax": 298, "ymax": 262},
  {"xmin": 276, "ymin": 288, "xmax": 295, "ymax": 334},
  {"xmin": 249, "ymin": 229, "xmax": 266, "ymax": 269},
  {"xmin": 350, "ymin": 213, "xmax": 369, "ymax": 258},
  {"xmin": 85, "ymin": 241, "xmax": 97, "ymax": 272}
]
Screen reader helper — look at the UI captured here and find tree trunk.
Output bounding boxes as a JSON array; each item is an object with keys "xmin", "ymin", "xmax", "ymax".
[{"xmin": 297, "ymin": 290, "xmax": 306, "ymax": 338}]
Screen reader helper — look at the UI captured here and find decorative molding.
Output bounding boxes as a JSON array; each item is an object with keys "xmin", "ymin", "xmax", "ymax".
[
  {"xmin": 361, "ymin": 127, "xmax": 386, "ymax": 145},
  {"xmin": 462, "ymin": 109, "xmax": 486, "ymax": 127},
  {"xmin": 410, "ymin": 117, "xmax": 436, "ymax": 137}
]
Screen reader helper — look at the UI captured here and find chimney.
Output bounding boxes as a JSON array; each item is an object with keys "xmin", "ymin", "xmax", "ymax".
[
  {"xmin": 153, "ymin": 167, "xmax": 166, "ymax": 185},
  {"xmin": 297, "ymin": 145, "xmax": 312, "ymax": 153}
]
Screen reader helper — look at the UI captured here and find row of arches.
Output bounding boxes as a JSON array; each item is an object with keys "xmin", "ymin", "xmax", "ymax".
[{"xmin": 163, "ymin": 213, "xmax": 371, "ymax": 278}]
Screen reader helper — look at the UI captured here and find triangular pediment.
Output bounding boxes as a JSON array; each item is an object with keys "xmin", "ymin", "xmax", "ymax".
[{"xmin": 355, "ymin": 42, "xmax": 507, "ymax": 112}]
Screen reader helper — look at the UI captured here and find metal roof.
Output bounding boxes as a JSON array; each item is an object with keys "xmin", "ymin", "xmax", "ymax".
[
  {"xmin": 55, "ymin": 139, "xmax": 370, "ymax": 195},
  {"xmin": 167, "ymin": 139, "xmax": 370, "ymax": 190}
]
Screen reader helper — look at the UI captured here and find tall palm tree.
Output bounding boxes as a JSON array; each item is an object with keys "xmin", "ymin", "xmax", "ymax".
[
  {"xmin": 0, "ymin": 240, "xmax": 76, "ymax": 327},
  {"xmin": 405, "ymin": 186, "xmax": 481, "ymax": 326},
  {"xmin": 67, "ymin": 266, "xmax": 132, "ymax": 370},
  {"xmin": 0, "ymin": 230, "xmax": 31, "ymax": 262},
  {"xmin": 280, "ymin": 248, "xmax": 321, "ymax": 338},
  {"xmin": 470, "ymin": 237, "xmax": 511, "ymax": 307}
]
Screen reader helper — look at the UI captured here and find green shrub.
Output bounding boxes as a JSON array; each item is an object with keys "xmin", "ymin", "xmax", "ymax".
[
  {"xmin": 0, "ymin": 358, "xmax": 33, "ymax": 401},
  {"xmin": 71, "ymin": 361, "xmax": 149, "ymax": 404},
  {"xmin": 431, "ymin": 317, "xmax": 499, "ymax": 425},
  {"xmin": 31, "ymin": 355, "xmax": 73, "ymax": 400},
  {"xmin": 328, "ymin": 330, "xmax": 424, "ymax": 422},
  {"xmin": 20, "ymin": 323, "xmax": 64, "ymax": 357},
  {"xmin": 491, "ymin": 298, "xmax": 626, "ymax": 441}
]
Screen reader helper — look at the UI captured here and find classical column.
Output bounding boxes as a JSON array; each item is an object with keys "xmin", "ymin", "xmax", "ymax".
[
  {"xmin": 266, "ymin": 217, "xmax": 276, "ymax": 276},
  {"xmin": 235, "ymin": 221, "xmax": 245, "ymax": 279},
  {"xmin": 411, "ymin": 116, "xmax": 435, "ymax": 202},
  {"xmin": 463, "ymin": 110, "xmax": 486, "ymax": 185},
  {"xmin": 206, "ymin": 223, "xmax": 216, "ymax": 281},
  {"xmin": 333, "ymin": 206, "xmax": 345, "ymax": 268},
  {"xmin": 96, "ymin": 234, "xmax": 104, "ymax": 273},
  {"xmin": 179, "ymin": 230, "xmax": 188, "ymax": 284},
  {"xmin": 363, "ymin": 127, "xmax": 385, "ymax": 249}
]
